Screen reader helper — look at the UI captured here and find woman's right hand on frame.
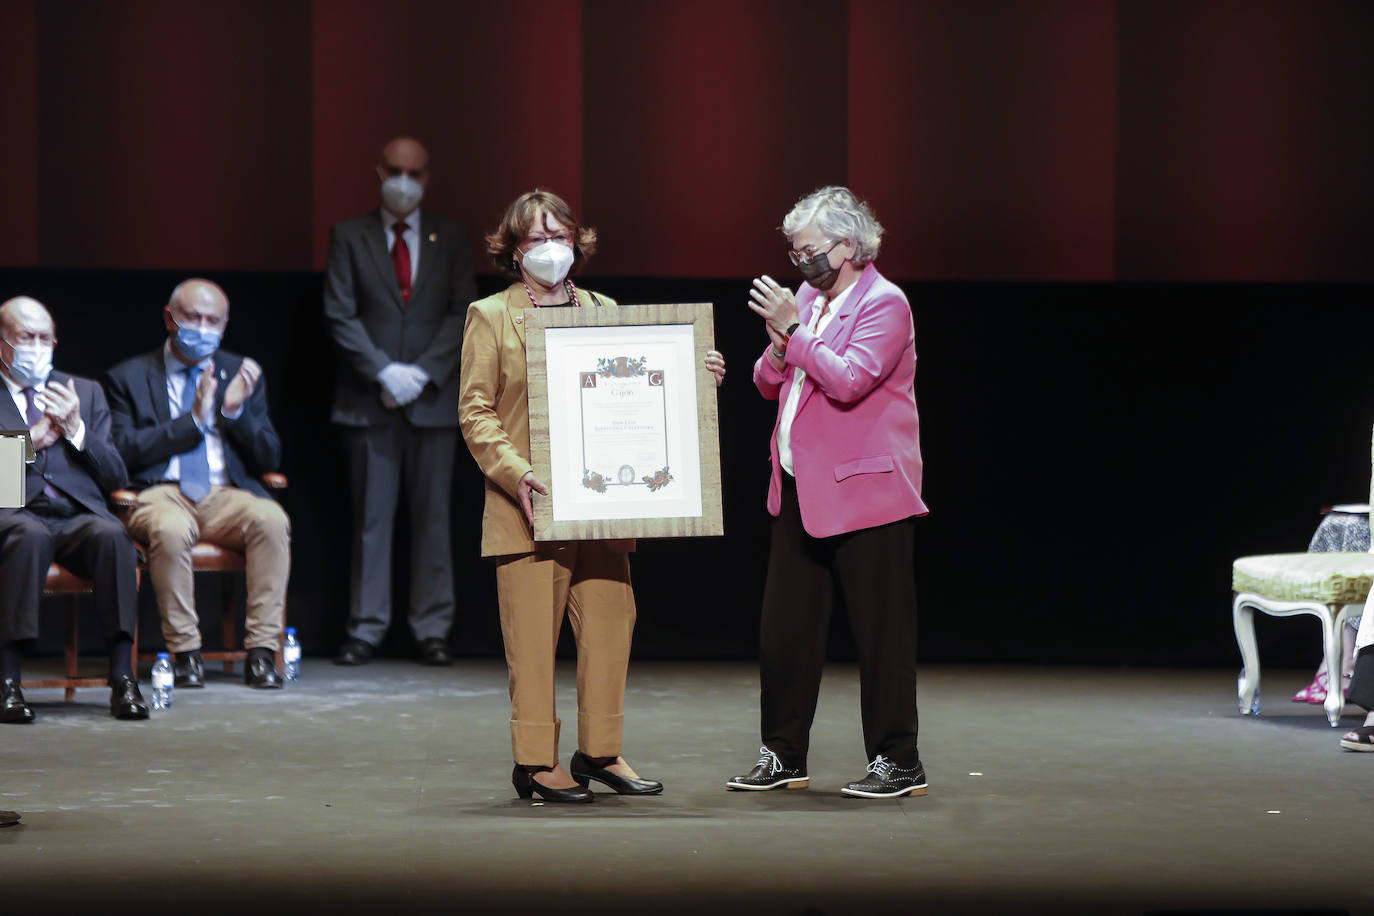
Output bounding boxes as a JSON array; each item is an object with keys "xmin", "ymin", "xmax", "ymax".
[{"xmin": 518, "ymin": 470, "xmax": 549, "ymax": 528}]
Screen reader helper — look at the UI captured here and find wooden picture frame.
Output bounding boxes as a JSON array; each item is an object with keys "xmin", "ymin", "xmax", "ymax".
[{"xmin": 525, "ymin": 302, "xmax": 724, "ymax": 541}]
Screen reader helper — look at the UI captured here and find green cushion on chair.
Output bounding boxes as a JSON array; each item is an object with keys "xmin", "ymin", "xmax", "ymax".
[{"xmin": 1232, "ymin": 552, "xmax": 1374, "ymax": 605}]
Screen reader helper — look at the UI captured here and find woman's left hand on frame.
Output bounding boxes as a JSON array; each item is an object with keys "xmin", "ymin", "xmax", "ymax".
[
  {"xmin": 704, "ymin": 349, "xmax": 726, "ymax": 387},
  {"xmin": 747, "ymin": 275, "xmax": 800, "ymax": 337}
]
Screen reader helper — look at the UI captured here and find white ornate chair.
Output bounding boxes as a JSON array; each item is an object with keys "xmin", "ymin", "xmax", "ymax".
[{"xmin": 1231, "ymin": 425, "xmax": 1374, "ymax": 726}]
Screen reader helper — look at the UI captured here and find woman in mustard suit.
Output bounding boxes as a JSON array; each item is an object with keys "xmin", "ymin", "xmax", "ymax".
[{"xmin": 458, "ymin": 189, "xmax": 725, "ymax": 802}]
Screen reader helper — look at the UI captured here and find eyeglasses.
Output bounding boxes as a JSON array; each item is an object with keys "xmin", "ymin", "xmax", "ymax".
[
  {"xmin": 4, "ymin": 332, "xmax": 55, "ymax": 346},
  {"xmin": 787, "ymin": 239, "xmax": 840, "ymax": 266},
  {"xmin": 521, "ymin": 233, "xmax": 574, "ymax": 252},
  {"xmin": 173, "ymin": 313, "xmax": 227, "ymax": 331}
]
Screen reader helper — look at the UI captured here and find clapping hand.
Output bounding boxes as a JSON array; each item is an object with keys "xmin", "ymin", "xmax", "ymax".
[
  {"xmin": 29, "ymin": 414, "xmax": 59, "ymax": 451},
  {"xmin": 192, "ymin": 367, "xmax": 219, "ymax": 425},
  {"xmin": 222, "ymin": 358, "xmax": 262, "ymax": 415},
  {"xmin": 747, "ymin": 275, "xmax": 800, "ymax": 337},
  {"xmin": 37, "ymin": 380, "xmax": 81, "ymax": 439}
]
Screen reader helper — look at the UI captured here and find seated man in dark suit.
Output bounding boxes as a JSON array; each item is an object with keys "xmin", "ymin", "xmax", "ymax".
[
  {"xmin": 0, "ymin": 296, "xmax": 147, "ymax": 723},
  {"xmin": 105, "ymin": 279, "xmax": 289, "ymax": 690}
]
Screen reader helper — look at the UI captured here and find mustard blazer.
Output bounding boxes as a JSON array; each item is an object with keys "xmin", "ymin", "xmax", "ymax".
[{"xmin": 458, "ymin": 283, "xmax": 633, "ymax": 557}]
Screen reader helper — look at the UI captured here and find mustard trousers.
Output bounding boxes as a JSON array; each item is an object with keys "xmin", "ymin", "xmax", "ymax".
[
  {"xmin": 128, "ymin": 484, "xmax": 290, "ymax": 654},
  {"xmin": 494, "ymin": 541, "xmax": 636, "ymax": 767}
]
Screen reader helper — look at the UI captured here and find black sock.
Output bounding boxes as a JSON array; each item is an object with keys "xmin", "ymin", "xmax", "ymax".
[
  {"xmin": 0, "ymin": 642, "xmax": 21, "ymax": 681},
  {"xmin": 107, "ymin": 635, "xmax": 134, "ymax": 681}
]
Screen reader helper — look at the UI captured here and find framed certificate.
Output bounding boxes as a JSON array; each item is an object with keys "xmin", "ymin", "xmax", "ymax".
[{"xmin": 525, "ymin": 302, "xmax": 724, "ymax": 541}]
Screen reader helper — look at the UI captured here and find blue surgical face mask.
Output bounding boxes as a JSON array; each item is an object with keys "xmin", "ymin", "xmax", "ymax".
[
  {"xmin": 173, "ymin": 320, "xmax": 222, "ymax": 361},
  {"xmin": 2, "ymin": 339, "xmax": 53, "ymax": 388}
]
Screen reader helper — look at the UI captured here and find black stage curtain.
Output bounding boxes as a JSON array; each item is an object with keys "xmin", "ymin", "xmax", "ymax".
[{"xmin": 4, "ymin": 267, "xmax": 1369, "ymax": 669}]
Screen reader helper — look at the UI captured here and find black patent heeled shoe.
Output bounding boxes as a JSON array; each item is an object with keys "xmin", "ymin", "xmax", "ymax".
[
  {"xmin": 511, "ymin": 765, "xmax": 595, "ymax": 803},
  {"xmin": 569, "ymin": 751, "xmax": 663, "ymax": 796}
]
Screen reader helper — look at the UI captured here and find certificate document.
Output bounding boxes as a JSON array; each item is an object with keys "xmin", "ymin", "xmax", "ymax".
[
  {"xmin": 547, "ymin": 323, "xmax": 700, "ymax": 521},
  {"xmin": 525, "ymin": 303, "xmax": 723, "ymax": 540}
]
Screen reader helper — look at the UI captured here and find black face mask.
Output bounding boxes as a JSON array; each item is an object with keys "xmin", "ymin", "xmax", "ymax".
[{"xmin": 796, "ymin": 241, "xmax": 842, "ymax": 291}]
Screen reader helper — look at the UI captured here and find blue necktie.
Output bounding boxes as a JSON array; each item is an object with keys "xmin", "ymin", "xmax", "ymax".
[{"xmin": 178, "ymin": 365, "xmax": 211, "ymax": 502}]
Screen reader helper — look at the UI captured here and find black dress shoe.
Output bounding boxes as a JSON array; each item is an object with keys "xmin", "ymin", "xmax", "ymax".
[
  {"xmin": 0, "ymin": 809, "xmax": 19, "ymax": 827},
  {"xmin": 511, "ymin": 765, "xmax": 594, "ymax": 803},
  {"xmin": 173, "ymin": 652, "xmax": 205, "ymax": 688},
  {"xmin": 1, "ymin": 679, "xmax": 35, "ymax": 725},
  {"xmin": 244, "ymin": 653, "xmax": 284, "ymax": 689},
  {"xmin": 109, "ymin": 676, "xmax": 150, "ymax": 720},
  {"xmin": 726, "ymin": 746, "xmax": 808, "ymax": 790},
  {"xmin": 418, "ymin": 637, "xmax": 453, "ymax": 667},
  {"xmin": 570, "ymin": 750, "xmax": 663, "ymax": 795},
  {"xmin": 334, "ymin": 638, "xmax": 374, "ymax": 666},
  {"xmin": 841, "ymin": 755, "xmax": 928, "ymax": 798}
]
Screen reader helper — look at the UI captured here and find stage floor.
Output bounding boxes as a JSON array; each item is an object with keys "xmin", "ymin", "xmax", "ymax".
[{"xmin": 3, "ymin": 660, "xmax": 1370, "ymax": 915}]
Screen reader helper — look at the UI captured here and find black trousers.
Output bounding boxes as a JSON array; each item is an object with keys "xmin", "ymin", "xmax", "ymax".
[
  {"xmin": 344, "ymin": 419, "xmax": 458, "ymax": 646},
  {"xmin": 0, "ymin": 506, "xmax": 139, "ymax": 647},
  {"xmin": 759, "ymin": 474, "xmax": 920, "ymax": 767},
  {"xmin": 1348, "ymin": 644, "xmax": 1374, "ymax": 712}
]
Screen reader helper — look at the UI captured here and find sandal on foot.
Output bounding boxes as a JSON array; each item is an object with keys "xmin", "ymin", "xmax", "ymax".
[
  {"xmin": 1339, "ymin": 725, "xmax": 1374, "ymax": 752},
  {"xmin": 1292, "ymin": 671, "xmax": 1329, "ymax": 704}
]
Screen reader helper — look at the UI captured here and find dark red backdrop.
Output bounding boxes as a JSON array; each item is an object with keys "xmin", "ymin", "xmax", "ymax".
[{"xmin": 4, "ymin": 0, "xmax": 1371, "ymax": 281}]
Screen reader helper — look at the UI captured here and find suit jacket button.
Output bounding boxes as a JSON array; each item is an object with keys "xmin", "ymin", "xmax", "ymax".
[{"xmin": 43, "ymin": 473, "xmax": 53, "ymax": 480}]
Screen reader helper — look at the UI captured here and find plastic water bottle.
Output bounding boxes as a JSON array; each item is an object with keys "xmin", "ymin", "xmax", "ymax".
[
  {"xmin": 283, "ymin": 627, "xmax": 301, "ymax": 684},
  {"xmin": 151, "ymin": 652, "xmax": 173, "ymax": 710}
]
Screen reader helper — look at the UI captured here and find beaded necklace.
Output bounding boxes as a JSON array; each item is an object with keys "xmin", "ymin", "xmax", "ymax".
[{"xmin": 522, "ymin": 277, "xmax": 579, "ymax": 308}]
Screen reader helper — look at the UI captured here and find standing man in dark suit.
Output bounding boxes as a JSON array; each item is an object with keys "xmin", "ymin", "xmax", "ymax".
[
  {"xmin": 0, "ymin": 296, "xmax": 147, "ymax": 723},
  {"xmin": 105, "ymin": 279, "xmax": 289, "ymax": 690},
  {"xmin": 324, "ymin": 136, "xmax": 476, "ymax": 666}
]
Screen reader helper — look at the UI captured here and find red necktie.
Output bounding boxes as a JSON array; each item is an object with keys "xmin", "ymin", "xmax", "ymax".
[{"xmin": 391, "ymin": 222, "xmax": 412, "ymax": 305}]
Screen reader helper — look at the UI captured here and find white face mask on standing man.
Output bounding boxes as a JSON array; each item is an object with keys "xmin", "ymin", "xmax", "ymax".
[{"xmin": 381, "ymin": 174, "xmax": 424, "ymax": 214}]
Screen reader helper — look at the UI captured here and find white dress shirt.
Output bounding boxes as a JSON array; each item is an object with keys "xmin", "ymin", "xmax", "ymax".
[
  {"xmin": 3, "ymin": 369, "xmax": 86, "ymax": 451},
  {"xmin": 777, "ymin": 281, "xmax": 857, "ymax": 476},
  {"xmin": 381, "ymin": 207, "xmax": 421, "ymax": 278},
  {"xmin": 163, "ymin": 342, "xmax": 241, "ymax": 487}
]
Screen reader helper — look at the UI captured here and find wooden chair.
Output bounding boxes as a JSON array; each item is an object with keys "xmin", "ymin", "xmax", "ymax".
[
  {"xmin": 25, "ymin": 563, "xmax": 140, "ymax": 702},
  {"xmin": 116, "ymin": 473, "xmax": 288, "ymax": 672}
]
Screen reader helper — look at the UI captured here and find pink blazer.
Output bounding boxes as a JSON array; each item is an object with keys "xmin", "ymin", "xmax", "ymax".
[{"xmin": 753, "ymin": 262, "xmax": 928, "ymax": 538}]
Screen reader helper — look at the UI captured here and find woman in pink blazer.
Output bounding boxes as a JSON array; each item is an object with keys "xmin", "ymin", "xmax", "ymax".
[{"xmin": 726, "ymin": 187, "xmax": 930, "ymax": 798}]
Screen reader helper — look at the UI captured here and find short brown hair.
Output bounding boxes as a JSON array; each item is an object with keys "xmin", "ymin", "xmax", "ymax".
[{"xmin": 485, "ymin": 189, "xmax": 598, "ymax": 278}]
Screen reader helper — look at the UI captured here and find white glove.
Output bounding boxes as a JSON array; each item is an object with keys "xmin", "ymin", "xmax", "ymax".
[
  {"xmin": 395, "ymin": 364, "xmax": 429, "ymax": 405},
  {"xmin": 378, "ymin": 363, "xmax": 424, "ymax": 405}
]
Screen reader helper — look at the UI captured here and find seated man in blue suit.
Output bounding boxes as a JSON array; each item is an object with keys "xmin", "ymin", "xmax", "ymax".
[
  {"xmin": 0, "ymin": 295, "xmax": 147, "ymax": 723},
  {"xmin": 105, "ymin": 279, "xmax": 289, "ymax": 690}
]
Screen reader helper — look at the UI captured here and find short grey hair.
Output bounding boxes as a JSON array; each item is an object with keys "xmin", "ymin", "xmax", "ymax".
[{"xmin": 781, "ymin": 186, "xmax": 883, "ymax": 265}]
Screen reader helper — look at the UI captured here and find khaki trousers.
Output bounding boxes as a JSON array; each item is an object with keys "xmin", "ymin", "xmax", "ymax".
[
  {"xmin": 495, "ymin": 541, "xmax": 636, "ymax": 767},
  {"xmin": 128, "ymin": 484, "xmax": 290, "ymax": 653}
]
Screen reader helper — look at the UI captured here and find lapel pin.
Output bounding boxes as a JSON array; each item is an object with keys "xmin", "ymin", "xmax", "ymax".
[
  {"xmin": 515, "ymin": 315, "xmax": 524, "ymax": 323},
  {"xmin": 428, "ymin": 233, "xmax": 438, "ymax": 242}
]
